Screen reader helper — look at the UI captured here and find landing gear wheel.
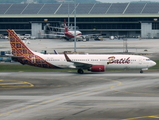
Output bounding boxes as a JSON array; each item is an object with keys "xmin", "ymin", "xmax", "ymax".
[
  {"xmin": 77, "ymin": 69, "xmax": 84, "ymax": 74},
  {"xmin": 140, "ymin": 70, "xmax": 143, "ymax": 73}
]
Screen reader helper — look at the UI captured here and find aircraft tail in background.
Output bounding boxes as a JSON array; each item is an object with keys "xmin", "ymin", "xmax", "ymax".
[
  {"xmin": 63, "ymin": 19, "xmax": 82, "ymax": 39},
  {"xmin": 64, "ymin": 19, "xmax": 68, "ymax": 32}
]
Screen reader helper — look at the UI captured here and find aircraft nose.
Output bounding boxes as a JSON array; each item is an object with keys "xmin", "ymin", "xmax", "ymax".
[{"xmin": 151, "ymin": 61, "xmax": 156, "ymax": 67}]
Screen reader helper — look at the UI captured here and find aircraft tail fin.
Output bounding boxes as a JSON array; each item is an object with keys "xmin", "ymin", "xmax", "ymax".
[
  {"xmin": 64, "ymin": 19, "xmax": 68, "ymax": 32},
  {"xmin": 7, "ymin": 29, "xmax": 34, "ymax": 57},
  {"xmin": 7, "ymin": 29, "xmax": 59, "ymax": 68}
]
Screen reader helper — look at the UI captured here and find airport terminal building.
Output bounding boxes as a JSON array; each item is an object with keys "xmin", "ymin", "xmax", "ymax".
[{"xmin": 0, "ymin": 2, "xmax": 159, "ymax": 38}]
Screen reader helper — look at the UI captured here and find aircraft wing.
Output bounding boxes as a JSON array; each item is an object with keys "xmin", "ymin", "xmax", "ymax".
[
  {"xmin": 40, "ymin": 33, "xmax": 65, "ymax": 37},
  {"xmin": 64, "ymin": 52, "xmax": 92, "ymax": 69}
]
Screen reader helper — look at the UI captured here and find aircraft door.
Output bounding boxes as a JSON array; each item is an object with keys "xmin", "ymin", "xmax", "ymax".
[{"xmin": 139, "ymin": 58, "xmax": 142, "ymax": 65}]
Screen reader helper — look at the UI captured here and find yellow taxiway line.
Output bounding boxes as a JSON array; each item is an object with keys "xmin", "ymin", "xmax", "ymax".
[
  {"xmin": 0, "ymin": 79, "xmax": 34, "ymax": 88},
  {"xmin": 122, "ymin": 115, "xmax": 159, "ymax": 120},
  {"xmin": 0, "ymin": 78, "xmax": 121, "ymax": 117}
]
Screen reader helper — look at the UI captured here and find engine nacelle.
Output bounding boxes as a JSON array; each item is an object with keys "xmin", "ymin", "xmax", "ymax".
[{"xmin": 89, "ymin": 65, "xmax": 105, "ymax": 72}]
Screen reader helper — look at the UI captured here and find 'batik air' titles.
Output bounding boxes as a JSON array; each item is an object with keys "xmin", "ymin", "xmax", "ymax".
[{"xmin": 107, "ymin": 56, "xmax": 130, "ymax": 64}]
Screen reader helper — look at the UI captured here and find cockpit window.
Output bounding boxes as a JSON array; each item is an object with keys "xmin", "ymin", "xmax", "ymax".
[{"xmin": 146, "ymin": 59, "xmax": 151, "ymax": 61}]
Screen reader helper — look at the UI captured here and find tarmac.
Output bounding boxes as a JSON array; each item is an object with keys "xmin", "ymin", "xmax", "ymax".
[
  {"xmin": 0, "ymin": 38, "xmax": 159, "ymax": 120},
  {"xmin": 1, "ymin": 37, "xmax": 159, "ymax": 60},
  {"xmin": 0, "ymin": 72, "xmax": 159, "ymax": 120}
]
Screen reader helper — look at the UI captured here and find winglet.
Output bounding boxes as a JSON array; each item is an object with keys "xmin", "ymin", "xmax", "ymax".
[
  {"xmin": 54, "ymin": 50, "xmax": 58, "ymax": 54},
  {"xmin": 64, "ymin": 52, "xmax": 72, "ymax": 62}
]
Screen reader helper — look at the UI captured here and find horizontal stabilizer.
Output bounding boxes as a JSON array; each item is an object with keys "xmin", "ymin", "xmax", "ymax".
[{"xmin": 4, "ymin": 54, "xmax": 24, "ymax": 59}]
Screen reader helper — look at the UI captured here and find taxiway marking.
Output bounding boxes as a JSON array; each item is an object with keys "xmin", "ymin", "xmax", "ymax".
[
  {"xmin": 0, "ymin": 79, "xmax": 34, "ymax": 88},
  {"xmin": 0, "ymin": 79, "xmax": 122, "ymax": 117},
  {"xmin": 122, "ymin": 114, "xmax": 159, "ymax": 120}
]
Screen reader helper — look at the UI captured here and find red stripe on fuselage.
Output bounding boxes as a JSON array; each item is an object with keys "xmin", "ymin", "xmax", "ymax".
[{"xmin": 65, "ymin": 32, "xmax": 82, "ymax": 38}]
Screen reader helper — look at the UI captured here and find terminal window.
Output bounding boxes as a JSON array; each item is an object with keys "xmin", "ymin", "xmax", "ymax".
[{"xmin": 152, "ymin": 23, "xmax": 159, "ymax": 30}]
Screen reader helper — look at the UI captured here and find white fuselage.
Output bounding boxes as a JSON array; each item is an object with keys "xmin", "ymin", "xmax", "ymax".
[
  {"xmin": 65, "ymin": 30, "xmax": 82, "ymax": 38},
  {"xmin": 34, "ymin": 52, "xmax": 156, "ymax": 70}
]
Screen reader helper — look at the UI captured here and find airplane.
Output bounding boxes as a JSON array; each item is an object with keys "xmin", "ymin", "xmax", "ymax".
[
  {"xmin": 7, "ymin": 29, "xmax": 156, "ymax": 74},
  {"xmin": 63, "ymin": 19, "xmax": 82, "ymax": 40},
  {"xmin": 42, "ymin": 19, "xmax": 83, "ymax": 41}
]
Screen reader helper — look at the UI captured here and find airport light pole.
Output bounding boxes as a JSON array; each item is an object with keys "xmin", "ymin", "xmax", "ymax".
[
  {"xmin": 67, "ymin": 0, "xmax": 73, "ymax": 28},
  {"xmin": 74, "ymin": 0, "xmax": 77, "ymax": 53},
  {"xmin": 123, "ymin": 37, "xmax": 128, "ymax": 53},
  {"xmin": 63, "ymin": 0, "xmax": 73, "ymax": 29},
  {"xmin": 68, "ymin": 2, "xmax": 70, "ymax": 28},
  {"xmin": 64, "ymin": 0, "xmax": 76, "ymax": 52}
]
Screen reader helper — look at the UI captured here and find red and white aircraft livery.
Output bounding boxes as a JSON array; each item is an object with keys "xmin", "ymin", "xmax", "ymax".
[
  {"xmin": 7, "ymin": 29, "xmax": 156, "ymax": 74},
  {"xmin": 64, "ymin": 19, "xmax": 82, "ymax": 40}
]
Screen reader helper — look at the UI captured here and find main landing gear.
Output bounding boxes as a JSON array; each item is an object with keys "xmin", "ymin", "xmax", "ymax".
[
  {"xmin": 140, "ymin": 69, "xmax": 143, "ymax": 73},
  {"xmin": 77, "ymin": 69, "xmax": 84, "ymax": 74}
]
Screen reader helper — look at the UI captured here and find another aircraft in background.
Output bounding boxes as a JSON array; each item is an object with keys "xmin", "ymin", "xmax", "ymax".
[
  {"xmin": 63, "ymin": 19, "xmax": 82, "ymax": 41},
  {"xmin": 7, "ymin": 29, "xmax": 156, "ymax": 74},
  {"xmin": 41, "ymin": 19, "xmax": 83, "ymax": 41}
]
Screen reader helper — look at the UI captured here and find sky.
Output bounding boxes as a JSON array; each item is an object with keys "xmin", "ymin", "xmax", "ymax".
[{"xmin": 97, "ymin": 0, "xmax": 159, "ymax": 2}]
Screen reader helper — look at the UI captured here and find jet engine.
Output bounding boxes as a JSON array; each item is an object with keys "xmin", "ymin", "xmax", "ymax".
[{"xmin": 89, "ymin": 65, "xmax": 105, "ymax": 72}]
